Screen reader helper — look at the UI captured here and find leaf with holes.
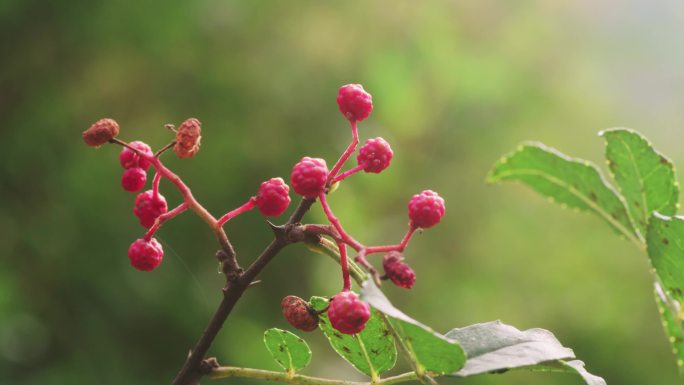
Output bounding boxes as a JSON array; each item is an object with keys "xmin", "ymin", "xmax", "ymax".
[
  {"xmin": 445, "ymin": 321, "xmax": 605, "ymax": 384},
  {"xmin": 600, "ymin": 128, "xmax": 678, "ymax": 236},
  {"xmin": 487, "ymin": 142, "xmax": 636, "ymax": 238},
  {"xmin": 646, "ymin": 214, "xmax": 684, "ymax": 373},
  {"xmin": 310, "ymin": 296, "xmax": 396, "ymax": 378},
  {"xmin": 263, "ymin": 328, "xmax": 311, "ymax": 373},
  {"xmin": 360, "ymin": 280, "xmax": 466, "ymax": 374}
]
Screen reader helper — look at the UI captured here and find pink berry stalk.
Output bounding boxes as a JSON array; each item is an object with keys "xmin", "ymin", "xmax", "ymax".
[
  {"xmin": 317, "ymin": 192, "xmax": 363, "ymax": 251},
  {"xmin": 364, "ymin": 225, "xmax": 417, "ymax": 255},
  {"xmin": 351, "ymin": 250, "xmax": 375, "ymax": 277},
  {"xmin": 315, "ymin": 197, "xmax": 416, "ymax": 256},
  {"xmin": 152, "ymin": 171, "xmax": 162, "ymax": 199},
  {"xmin": 326, "ymin": 121, "xmax": 359, "ymax": 185},
  {"xmin": 144, "ymin": 202, "xmax": 190, "ymax": 241},
  {"xmin": 114, "ymin": 139, "xmax": 235, "ymax": 255},
  {"xmin": 217, "ymin": 199, "xmax": 257, "ymax": 227},
  {"xmin": 332, "ymin": 165, "xmax": 364, "ymax": 184},
  {"xmin": 147, "ymin": 153, "xmax": 216, "ymax": 227}
]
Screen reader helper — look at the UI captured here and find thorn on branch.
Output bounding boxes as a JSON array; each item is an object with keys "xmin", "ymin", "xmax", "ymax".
[{"xmin": 267, "ymin": 221, "xmax": 287, "ymax": 240}]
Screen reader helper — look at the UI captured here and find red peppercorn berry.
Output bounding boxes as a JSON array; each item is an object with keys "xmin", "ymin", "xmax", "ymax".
[
  {"xmin": 128, "ymin": 238, "xmax": 164, "ymax": 271},
  {"xmin": 120, "ymin": 141, "xmax": 154, "ymax": 170},
  {"xmin": 133, "ymin": 190, "xmax": 168, "ymax": 228},
  {"xmin": 327, "ymin": 291, "xmax": 371, "ymax": 335},
  {"xmin": 255, "ymin": 178, "xmax": 291, "ymax": 217},
  {"xmin": 408, "ymin": 190, "xmax": 445, "ymax": 229},
  {"xmin": 291, "ymin": 157, "xmax": 328, "ymax": 198},
  {"xmin": 337, "ymin": 84, "xmax": 373, "ymax": 122},
  {"xmin": 121, "ymin": 167, "xmax": 147, "ymax": 193},
  {"xmin": 357, "ymin": 137, "xmax": 393, "ymax": 173}
]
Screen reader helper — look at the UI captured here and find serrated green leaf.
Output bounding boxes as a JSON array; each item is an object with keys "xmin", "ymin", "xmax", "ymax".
[
  {"xmin": 310, "ymin": 296, "xmax": 396, "ymax": 377},
  {"xmin": 647, "ymin": 215, "xmax": 684, "ymax": 373},
  {"xmin": 601, "ymin": 128, "xmax": 678, "ymax": 236},
  {"xmin": 263, "ymin": 328, "xmax": 311, "ymax": 373},
  {"xmin": 646, "ymin": 214, "xmax": 684, "ymax": 303},
  {"xmin": 488, "ymin": 142, "xmax": 636, "ymax": 238},
  {"xmin": 654, "ymin": 283, "xmax": 684, "ymax": 374},
  {"xmin": 360, "ymin": 281, "xmax": 466, "ymax": 374}
]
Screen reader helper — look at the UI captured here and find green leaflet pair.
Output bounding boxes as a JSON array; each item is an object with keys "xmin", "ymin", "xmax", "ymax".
[{"xmin": 489, "ymin": 128, "xmax": 684, "ymax": 374}]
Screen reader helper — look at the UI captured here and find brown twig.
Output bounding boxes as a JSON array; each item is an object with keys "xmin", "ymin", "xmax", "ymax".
[{"xmin": 171, "ymin": 198, "xmax": 315, "ymax": 385}]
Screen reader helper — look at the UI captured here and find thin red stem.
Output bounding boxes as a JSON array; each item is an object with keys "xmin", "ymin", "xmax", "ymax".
[
  {"xmin": 152, "ymin": 171, "xmax": 162, "ymax": 200},
  {"xmin": 318, "ymin": 192, "xmax": 363, "ymax": 250},
  {"xmin": 147, "ymin": 157, "xmax": 218, "ymax": 227},
  {"xmin": 217, "ymin": 199, "xmax": 257, "ymax": 227},
  {"xmin": 365, "ymin": 225, "xmax": 417, "ymax": 255},
  {"xmin": 144, "ymin": 202, "xmax": 189, "ymax": 240},
  {"xmin": 111, "ymin": 139, "xmax": 237, "ymax": 262},
  {"xmin": 327, "ymin": 121, "xmax": 359, "ymax": 184},
  {"xmin": 353, "ymin": 249, "xmax": 372, "ymax": 270},
  {"xmin": 332, "ymin": 165, "xmax": 364, "ymax": 183},
  {"xmin": 337, "ymin": 240, "xmax": 352, "ymax": 291}
]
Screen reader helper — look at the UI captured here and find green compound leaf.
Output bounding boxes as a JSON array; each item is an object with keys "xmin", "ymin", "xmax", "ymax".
[
  {"xmin": 487, "ymin": 142, "xmax": 637, "ymax": 239},
  {"xmin": 310, "ymin": 296, "xmax": 396, "ymax": 378},
  {"xmin": 601, "ymin": 128, "xmax": 679, "ymax": 236},
  {"xmin": 444, "ymin": 321, "xmax": 605, "ymax": 384},
  {"xmin": 263, "ymin": 328, "xmax": 312, "ymax": 373},
  {"xmin": 646, "ymin": 214, "xmax": 684, "ymax": 373},
  {"xmin": 360, "ymin": 281, "xmax": 466, "ymax": 374}
]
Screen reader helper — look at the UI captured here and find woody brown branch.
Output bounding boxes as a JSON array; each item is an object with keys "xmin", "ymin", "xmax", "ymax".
[{"xmin": 171, "ymin": 198, "xmax": 316, "ymax": 385}]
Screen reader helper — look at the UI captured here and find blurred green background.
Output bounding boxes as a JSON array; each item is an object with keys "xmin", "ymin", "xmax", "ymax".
[{"xmin": 2, "ymin": 1, "xmax": 684, "ymax": 384}]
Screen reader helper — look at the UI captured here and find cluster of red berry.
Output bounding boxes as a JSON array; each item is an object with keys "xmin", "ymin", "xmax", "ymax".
[
  {"xmin": 82, "ymin": 84, "xmax": 445, "ymax": 337},
  {"xmin": 83, "ymin": 118, "xmax": 292, "ymax": 272},
  {"xmin": 282, "ymin": 84, "xmax": 445, "ymax": 335}
]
